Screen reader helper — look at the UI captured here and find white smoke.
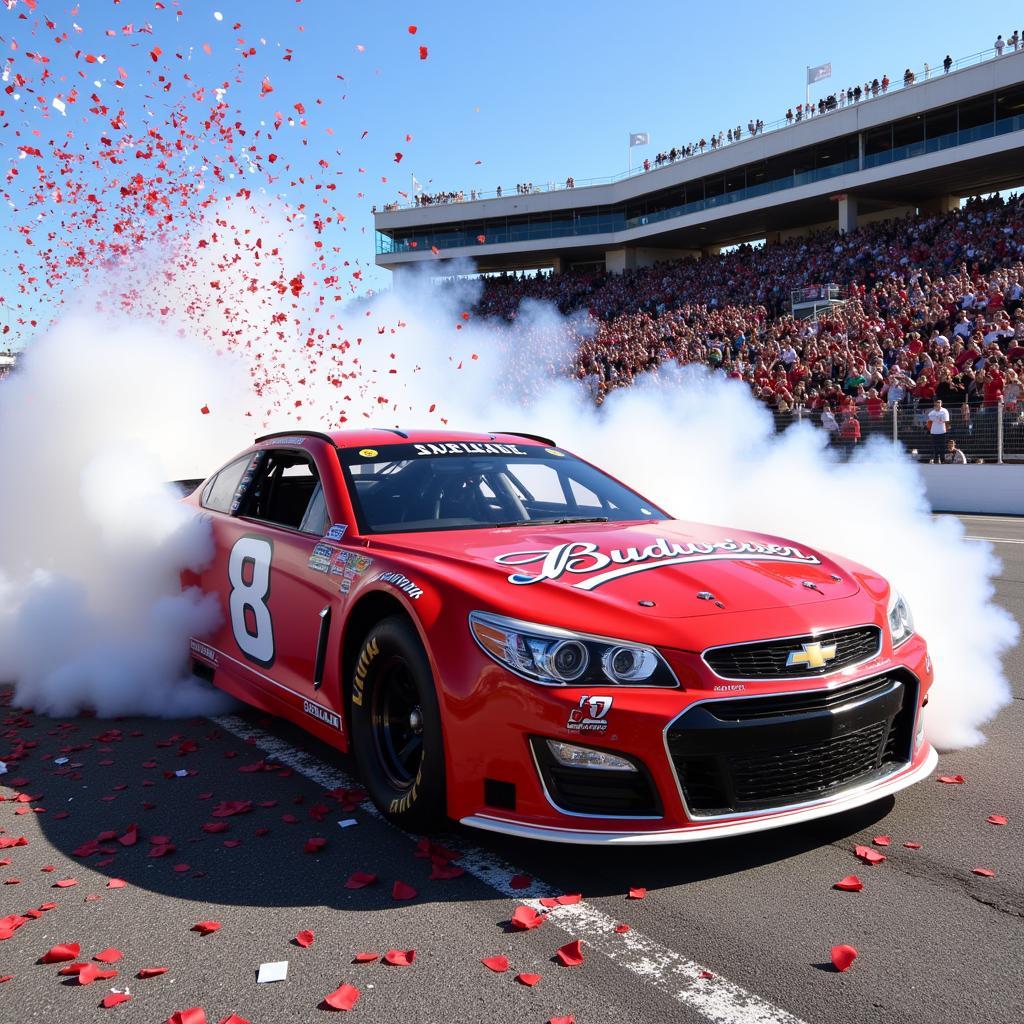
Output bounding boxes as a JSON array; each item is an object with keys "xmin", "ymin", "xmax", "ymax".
[
  {"xmin": 0, "ymin": 314, "xmax": 246, "ymax": 717},
  {"xmin": 1, "ymin": 255, "xmax": 1015, "ymax": 746}
]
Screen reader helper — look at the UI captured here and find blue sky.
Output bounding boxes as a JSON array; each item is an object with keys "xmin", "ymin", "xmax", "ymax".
[{"xmin": 0, "ymin": 0, "xmax": 1016, "ymax": 345}]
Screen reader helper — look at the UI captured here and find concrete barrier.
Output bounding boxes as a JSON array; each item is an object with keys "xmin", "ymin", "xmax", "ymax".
[{"xmin": 920, "ymin": 464, "xmax": 1024, "ymax": 514}]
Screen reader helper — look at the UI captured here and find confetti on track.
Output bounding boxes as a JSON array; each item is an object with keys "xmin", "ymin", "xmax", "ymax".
[{"xmin": 213, "ymin": 714, "xmax": 807, "ymax": 1024}]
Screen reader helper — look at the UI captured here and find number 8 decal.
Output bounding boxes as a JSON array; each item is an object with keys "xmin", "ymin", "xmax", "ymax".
[{"xmin": 229, "ymin": 536, "xmax": 275, "ymax": 666}]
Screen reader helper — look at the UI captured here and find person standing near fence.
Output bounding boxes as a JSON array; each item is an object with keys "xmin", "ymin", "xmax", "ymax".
[{"xmin": 927, "ymin": 397, "xmax": 951, "ymax": 461}]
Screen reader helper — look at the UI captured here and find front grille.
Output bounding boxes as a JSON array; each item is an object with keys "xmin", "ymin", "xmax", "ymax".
[
  {"xmin": 531, "ymin": 738, "xmax": 661, "ymax": 817},
  {"xmin": 703, "ymin": 626, "xmax": 882, "ymax": 680},
  {"xmin": 666, "ymin": 673, "xmax": 916, "ymax": 815}
]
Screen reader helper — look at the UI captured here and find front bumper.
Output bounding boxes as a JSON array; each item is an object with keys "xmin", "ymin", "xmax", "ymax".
[
  {"xmin": 448, "ymin": 629, "xmax": 935, "ymax": 845},
  {"xmin": 461, "ymin": 744, "xmax": 937, "ymax": 844}
]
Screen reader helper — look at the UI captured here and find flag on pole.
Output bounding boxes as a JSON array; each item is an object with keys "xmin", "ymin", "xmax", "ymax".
[
  {"xmin": 806, "ymin": 62, "xmax": 832, "ymax": 84},
  {"xmin": 411, "ymin": 174, "xmax": 423, "ymax": 194},
  {"xmin": 629, "ymin": 132, "xmax": 649, "ymax": 147}
]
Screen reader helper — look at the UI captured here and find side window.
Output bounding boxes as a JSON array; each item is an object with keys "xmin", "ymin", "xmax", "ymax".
[
  {"xmin": 244, "ymin": 451, "xmax": 327, "ymax": 534},
  {"xmin": 202, "ymin": 456, "xmax": 251, "ymax": 514}
]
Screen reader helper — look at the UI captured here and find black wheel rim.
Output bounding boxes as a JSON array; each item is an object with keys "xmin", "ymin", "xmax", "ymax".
[{"xmin": 370, "ymin": 654, "xmax": 424, "ymax": 790}]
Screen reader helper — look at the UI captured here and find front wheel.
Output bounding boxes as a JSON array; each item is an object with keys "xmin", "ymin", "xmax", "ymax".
[{"xmin": 348, "ymin": 615, "xmax": 447, "ymax": 831}]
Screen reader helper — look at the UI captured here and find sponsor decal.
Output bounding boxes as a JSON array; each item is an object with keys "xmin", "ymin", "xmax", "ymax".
[
  {"xmin": 190, "ymin": 639, "xmax": 218, "ymax": 665},
  {"xmin": 330, "ymin": 550, "xmax": 353, "ymax": 576},
  {"xmin": 358, "ymin": 448, "xmax": 379, "ymax": 457},
  {"xmin": 353, "ymin": 554, "xmax": 373, "ymax": 574},
  {"xmin": 309, "ymin": 541, "xmax": 339, "ymax": 573},
  {"xmin": 350, "ymin": 637, "xmax": 379, "ymax": 707},
  {"xmin": 326, "ymin": 523, "xmax": 348, "ymax": 541},
  {"xmin": 495, "ymin": 538, "xmax": 821, "ymax": 591},
  {"xmin": 567, "ymin": 694, "xmax": 613, "ymax": 734},
  {"xmin": 390, "ymin": 765, "xmax": 423, "ymax": 814},
  {"xmin": 413, "ymin": 442, "xmax": 528, "ymax": 457},
  {"xmin": 230, "ymin": 452, "xmax": 264, "ymax": 516},
  {"xmin": 545, "ymin": 448, "xmax": 564, "ymax": 457},
  {"xmin": 260, "ymin": 436, "xmax": 306, "ymax": 446},
  {"xmin": 378, "ymin": 571, "xmax": 423, "ymax": 600},
  {"xmin": 302, "ymin": 698, "xmax": 341, "ymax": 730},
  {"xmin": 714, "ymin": 684, "xmax": 746, "ymax": 692}
]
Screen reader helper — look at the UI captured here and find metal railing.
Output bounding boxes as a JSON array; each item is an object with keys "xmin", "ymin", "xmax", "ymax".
[
  {"xmin": 381, "ymin": 45, "xmax": 1016, "ymax": 213},
  {"xmin": 770, "ymin": 399, "xmax": 1021, "ymax": 463}
]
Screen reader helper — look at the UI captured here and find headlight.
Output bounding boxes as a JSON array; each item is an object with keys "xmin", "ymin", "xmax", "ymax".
[
  {"xmin": 469, "ymin": 611, "xmax": 678, "ymax": 687},
  {"xmin": 887, "ymin": 589, "xmax": 915, "ymax": 647}
]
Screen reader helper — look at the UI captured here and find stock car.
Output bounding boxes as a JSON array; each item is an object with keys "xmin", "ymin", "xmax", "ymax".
[{"xmin": 180, "ymin": 428, "xmax": 937, "ymax": 844}]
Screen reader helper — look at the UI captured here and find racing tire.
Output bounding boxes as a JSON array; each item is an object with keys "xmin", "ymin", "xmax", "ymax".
[{"xmin": 348, "ymin": 615, "xmax": 447, "ymax": 832}]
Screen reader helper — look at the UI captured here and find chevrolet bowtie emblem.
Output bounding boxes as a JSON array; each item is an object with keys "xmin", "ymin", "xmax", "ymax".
[{"xmin": 786, "ymin": 640, "xmax": 838, "ymax": 670}]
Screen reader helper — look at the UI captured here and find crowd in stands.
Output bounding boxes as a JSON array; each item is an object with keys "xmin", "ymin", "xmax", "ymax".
[{"xmin": 470, "ymin": 194, "xmax": 1024, "ymax": 460}]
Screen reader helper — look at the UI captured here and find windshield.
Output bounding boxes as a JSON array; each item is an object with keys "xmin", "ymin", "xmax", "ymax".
[{"xmin": 339, "ymin": 442, "xmax": 667, "ymax": 534}]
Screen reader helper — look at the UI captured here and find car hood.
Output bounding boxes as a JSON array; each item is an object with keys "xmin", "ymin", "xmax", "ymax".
[{"xmin": 388, "ymin": 519, "xmax": 860, "ymax": 619}]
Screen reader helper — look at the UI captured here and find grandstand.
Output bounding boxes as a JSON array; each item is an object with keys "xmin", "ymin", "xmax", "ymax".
[
  {"xmin": 371, "ymin": 45, "xmax": 1024, "ymax": 465},
  {"xmin": 375, "ymin": 49, "xmax": 1024, "ymax": 276}
]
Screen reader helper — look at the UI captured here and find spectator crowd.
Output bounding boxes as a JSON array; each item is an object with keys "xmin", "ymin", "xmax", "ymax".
[{"xmin": 467, "ymin": 193, "xmax": 1024, "ymax": 460}]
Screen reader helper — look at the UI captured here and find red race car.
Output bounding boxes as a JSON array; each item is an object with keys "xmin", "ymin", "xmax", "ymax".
[{"xmin": 182, "ymin": 429, "xmax": 937, "ymax": 844}]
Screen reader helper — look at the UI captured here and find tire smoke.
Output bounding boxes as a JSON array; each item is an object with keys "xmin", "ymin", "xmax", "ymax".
[{"xmin": 1, "ymin": 260, "xmax": 1015, "ymax": 746}]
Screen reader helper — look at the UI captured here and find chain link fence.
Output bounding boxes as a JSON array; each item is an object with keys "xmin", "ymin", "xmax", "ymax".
[{"xmin": 772, "ymin": 400, "xmax": 1023, "ymax": 463}]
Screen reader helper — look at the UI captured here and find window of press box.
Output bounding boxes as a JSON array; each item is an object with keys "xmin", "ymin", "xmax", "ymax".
[
  {"xmin": 201, "ymin": 456, "xmax": 251, "ymax": 514},
  {"xmin": 242, "ymin": 451, "xmax": 329, "ymax": 534}
]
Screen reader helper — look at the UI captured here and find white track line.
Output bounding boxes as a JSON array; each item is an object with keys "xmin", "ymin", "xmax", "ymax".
[
  {"xmin": 965, "ymin": 535, "xmax": 1024, "ymax": 545},
  {"xmin": 213, "ymin": 712, "xmax": 806, "ymax": 1024}
]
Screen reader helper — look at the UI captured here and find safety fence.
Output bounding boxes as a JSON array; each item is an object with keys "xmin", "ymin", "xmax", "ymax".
[{"xmin": 770, "ymin": 400, "xmax": 1022, "ymax": 463}]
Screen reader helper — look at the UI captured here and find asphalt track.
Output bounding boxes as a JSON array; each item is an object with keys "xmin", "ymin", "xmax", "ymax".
[{"xmin": 1, "ymin": 514, "xmax": 1021, "ymax": 1024}]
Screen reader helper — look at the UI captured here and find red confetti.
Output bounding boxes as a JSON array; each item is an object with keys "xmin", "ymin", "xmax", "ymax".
[
  {"xmin": 510, "ymin": 906, "xmax": 545, "ymax": 931},
  {"xmin": 556, "ymin": 939, "xmax": 584, "ymax": 967},
  {"xmin": 77, "ymin": 963, "xmax": 118, "ymax": 985},
  {"xmin": 94, "ymin": 948, "xmax": 123, "ymax": 963},
  {"xmin": 831, "ymin": 945, "xmax": 858, "ymax": 972},
  {"xmin": 352, "ymin": 952, "xmax": 379, "ymax": 963},
  {"xmin": 418, "ymin": 46, "xmax": 428, "ymax": 60},
  {"xmin": 516, "ymin": 972, "xmax": 541, "ymax": 986},
  {"xmin": 383, "ymin": 949, "xmax": 415, "ymax": 966},
  {"xmin": 344, "ymin": 871, "xmax": 377, "ymax": 889},
  {"xmin": 904, "ymin": 842, "xmax": 922, "ymax": 849},
  {"xmin": 833, "ymin": 876, "xmax": 864, "ymax": 892},
  {"xmin": 167, "ymin": 1011, "xmax": 207, "ymax": 1024},
  {"xmin": 872, "ymin": 836, "xmax": 891, "ymax": 847},
  {"xmin": 200, "ymin": 405, "xmax": 210, "ymax": 415},
  {"xmin": 408, "ymin": 25, "xmax": 417, "ymax": 34},
  {"xmin": 324, "ymin": 984, "xmax": 360, "ymax": 1011},
  {"xmin": 972, "ymin": 867, "xmax": 995, "ymax": 877},
  {"xmin": 391, "ymin": 880, "xmax": 417, "ymax": 901},
  {"xmin": 304, "ymin": 837, "xmax": 326, "ymax": 854},
  {"xmin": 987, "ymin": 814, "xmax": 1008, "ymax": 826},
  {"xmin": 509, "ymin": 873, "xmax": 531, "ymax": 890},
  {"xmin": 854, "ymin": 845, "xmax": 886, "ymax": 865},
  {"xmin": 549, "ymin": 1017, "xmax": 576, "ymax": 1024},
  {"xmin": 481, "ymin": 955, "xmax": 509, "ymax": 973},
  {"xmin": 101, "ymin": 993, "xmax": 131, "ymax": 1008},
  {"xmin": 295, "ymin": 930, "xmax": 315, "ymax": 948},
  {"xmin": 938, "ymin": 775, "xmax": 965, "ymax": 784},
  {"xmin": 138, "ymin": 966, "xmax": 169, "ymax": 978},
  {"xmin": 40, "ymin": 942, "xmax": 80, "ymax": 964},
  {"xmin": 53, "ymin": 878, "xmax": 78, "ymax": 888},
  {"xmin": 191, "ymin": 921, "xmax": 221, "ymax": 936},
  {"xmin": 628, "ymin": 886, "xmax": 647, "ymax": 899}
]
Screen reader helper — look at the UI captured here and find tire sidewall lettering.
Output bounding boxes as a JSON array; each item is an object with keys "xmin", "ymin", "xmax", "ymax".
[{"xmin": 228, "ymin": 535, "xmax": 276, "ymax": 668}]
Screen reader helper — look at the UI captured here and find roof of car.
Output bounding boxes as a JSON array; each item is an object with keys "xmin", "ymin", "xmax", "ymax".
[{"xmin": 254, "ymin": 428, "xmax": 556, "ymax": 448}]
